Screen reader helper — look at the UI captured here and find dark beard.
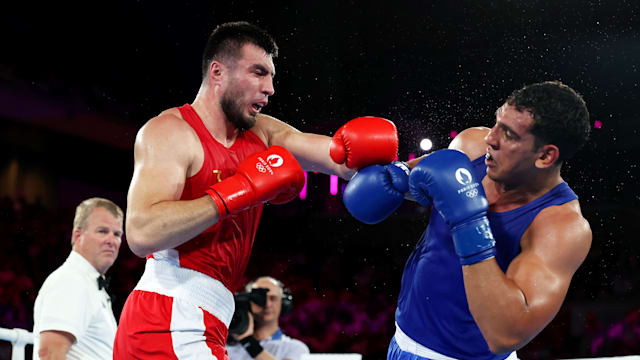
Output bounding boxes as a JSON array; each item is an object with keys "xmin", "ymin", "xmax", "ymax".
[{"xmin": 220, "ymin": 90, "xmax": 257, "ymax": 131}]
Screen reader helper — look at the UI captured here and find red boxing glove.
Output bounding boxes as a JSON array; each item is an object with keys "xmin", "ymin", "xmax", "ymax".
[
  {"xmin": 330, "ymin": 116, "xmax": 398, "ymax": 170},
  {"xmin": 206, "ymin": 146, "xmax": 305, "ymax": 218}
]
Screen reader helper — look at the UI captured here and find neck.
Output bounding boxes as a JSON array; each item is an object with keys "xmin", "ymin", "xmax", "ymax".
[
  {"xmin": 486, "ymin": 167, "xmax": 563, "ymax": 210},
  {"xmin": 192, "ymin": 83, "xmax": 240, "ymax": 147},
  {"xmin": 252, "ymin": 321, "xmax": 279, "ymax": 341}
]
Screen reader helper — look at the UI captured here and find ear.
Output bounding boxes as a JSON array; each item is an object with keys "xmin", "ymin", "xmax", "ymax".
[
  {"xmin": 71, "ymin": 228, "xmax": 83, "ymax": 248},
  {"xmin": 535, "ymin": 144, "xmax": 560, "ymax": 169},
  {"xmin": 208, "ymin": 61, "xmax": 225, "ymax": 86}
]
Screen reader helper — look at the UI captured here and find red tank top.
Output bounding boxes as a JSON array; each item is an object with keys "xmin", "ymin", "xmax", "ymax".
[{"xmin": 172, "ymin": 104, "xmax": 267, "ymax": 292}]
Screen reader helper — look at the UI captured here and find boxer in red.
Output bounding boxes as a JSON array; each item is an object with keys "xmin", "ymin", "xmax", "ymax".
[{"xmin": 113, "ymin": 21, "xmax": 398, "ymax": 359}]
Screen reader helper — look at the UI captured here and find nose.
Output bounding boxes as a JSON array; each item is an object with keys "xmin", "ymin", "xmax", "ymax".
[
  {"xmin": 485, "ymin": 126, "xmax": 499, "ymax": 149},
  {"xmin": 262, "ymin": 76, "xmax": 275, "ymax": 97},
  {"xmin": 106, "ymin": 232, "xmax": 121, "ymax": 248}
]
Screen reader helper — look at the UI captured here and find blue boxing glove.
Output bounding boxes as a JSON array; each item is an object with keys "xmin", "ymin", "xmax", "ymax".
[
  {"xmin": 343, "ymin": 161, "xmax": 410, "ymax": 224},
  {"xmin": 409, "ymin": 149, "xmax": 495, "ymax": 265}
]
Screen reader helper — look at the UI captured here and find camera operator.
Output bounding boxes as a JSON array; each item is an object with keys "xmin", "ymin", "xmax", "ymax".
[{"xmin": 227, "ymin": 276, "xmax": 309, "ymax": 360}]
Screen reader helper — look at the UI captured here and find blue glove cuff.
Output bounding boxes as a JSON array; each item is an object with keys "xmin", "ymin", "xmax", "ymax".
[{"xmin": 451, "ymin": 216, "xmax": 496, "ymax": 265}]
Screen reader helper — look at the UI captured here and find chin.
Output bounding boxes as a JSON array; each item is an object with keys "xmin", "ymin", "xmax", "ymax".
[
  {"xmin": 485, "ymin": 169, "xmax": 502, "ymax": 182},
  {"xmin": 244, "ymin": 115, "xmax": 257, "ymax": 129},
  {"xmin": 230, "ymin": 114, "xmax": 257, "ymax": 130}
]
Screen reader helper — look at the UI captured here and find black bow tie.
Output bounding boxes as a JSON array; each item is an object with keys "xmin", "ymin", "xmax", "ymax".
[{"xmin": 97, "ymin": 276, "xmax": 111, "ymax": 291}]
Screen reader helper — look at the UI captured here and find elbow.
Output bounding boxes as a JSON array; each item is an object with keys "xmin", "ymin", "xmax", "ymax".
[
  {"xmin": 126, "ymin": 221, "xmax": 154, "ymax": 258},
  {"xmin": 487, "ymin": 342, "xmax": 516, "ymax": 355},
  {"xmin": 127, "ymin": 237, "xmax": 152, "ymax": 258},
  {"xmin": 485, "ymin": 334, "xmax": 527, "ymax": 355}
]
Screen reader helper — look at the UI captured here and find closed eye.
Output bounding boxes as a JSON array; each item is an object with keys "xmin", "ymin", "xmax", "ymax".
[{"xmin": 252, "ymin": 64, "xmax": 275, "ymax": 78}]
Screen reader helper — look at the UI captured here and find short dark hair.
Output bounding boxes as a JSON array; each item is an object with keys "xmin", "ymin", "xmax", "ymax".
[
  {"xmin": 201, "ymin": 21, "xmax": 278, "ymax": 81},
  {"xmin": 506, "ymin": 81, "xmax": 590, "ymax": 162}
]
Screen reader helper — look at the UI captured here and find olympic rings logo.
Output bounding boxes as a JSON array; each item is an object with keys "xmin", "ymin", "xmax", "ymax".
[
  {"xmin": 256, "ymin": 163, "xmax": 266, "ymax": 173},
  {"xmin": 466, "ymin": 189, "xmax": 478, "ymax": 198}
]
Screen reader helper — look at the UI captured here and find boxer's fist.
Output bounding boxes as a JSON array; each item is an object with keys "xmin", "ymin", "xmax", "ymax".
[
  {"xmin": 409, "ymin": 149, "xmax": 495, "ymax": 265},
  {"xmin": 330, "ymin": 117, "xmax": 398, "ymax": 170},
  {"xmin": 207, "ymin": 146, "xmax": 305, "ymax": 218},
  {"xmin": 343, "ymin": 162, "xmax": 410, "ymax": 224}
]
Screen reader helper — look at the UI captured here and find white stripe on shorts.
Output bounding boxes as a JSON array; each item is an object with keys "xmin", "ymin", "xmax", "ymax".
[
  {"xmin": 170, "ymin": 297, "xmax": 219, "ymax": 359},
  {"xmin": 134, "ymin": 257, "xmax": 234, "ymax": 327},
  {"xmin": 394, "ymin": 323, "xmax": 519, "ymax": 360}
]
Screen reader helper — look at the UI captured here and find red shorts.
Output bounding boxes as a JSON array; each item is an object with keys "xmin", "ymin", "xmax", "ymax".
[{"xmin": 113, "ymin": 290, "xmax": 229, "ymax": 359}]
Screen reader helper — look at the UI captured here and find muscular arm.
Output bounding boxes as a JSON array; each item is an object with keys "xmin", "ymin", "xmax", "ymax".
[
  {"xmin": 38, "ymin": 330, "xmax": 74, "ymax": 359},
  {"xmin": 252, "ymin": 114, "xmax": 355, "ymax": 179},
  {"xmin": 126, "ymin": 114, "xmax": 222, "ymax": 257},
  {"xmin": 462, "ymin": 203, "xmax": 591, "ymax": 353}
]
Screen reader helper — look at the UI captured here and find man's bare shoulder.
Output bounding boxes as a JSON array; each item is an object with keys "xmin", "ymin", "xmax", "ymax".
[
  {"xmin": 527, "ymin": 200, "xmax": 592, "ymax": 270},
  {"xmin": 137, "ymin": 108, "xmax": 197, "ymax": 145},
  {"xmin": 448, "ymin": 127, "xmax": 490, "ymax": 160}
]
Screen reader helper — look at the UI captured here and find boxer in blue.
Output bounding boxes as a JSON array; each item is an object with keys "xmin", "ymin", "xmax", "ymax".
[{"xmin": 343, "ymin": 81, "xmax": 592, "ymax": 359}]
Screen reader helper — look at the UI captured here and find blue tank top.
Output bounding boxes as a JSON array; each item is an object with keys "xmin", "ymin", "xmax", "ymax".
[{"xmin": 394, "ymin": 156, "xmax": 578, "ymax": 359}]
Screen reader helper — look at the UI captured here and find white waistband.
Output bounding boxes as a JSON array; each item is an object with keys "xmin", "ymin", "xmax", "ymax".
[
  {"xmin": 134, "ymin": 257, "xmax": 235, "ymax": 327},
  {"xmin": 394, "ymin": 323, "xmax": 519, "ymax": 360}
]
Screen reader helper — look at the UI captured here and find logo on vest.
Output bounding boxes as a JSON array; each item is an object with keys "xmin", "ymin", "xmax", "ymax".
[{"xmin": 212, "ymin": 170, "xmax": 222, "ymax": 183}]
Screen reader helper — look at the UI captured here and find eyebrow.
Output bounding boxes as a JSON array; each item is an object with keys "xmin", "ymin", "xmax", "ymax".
[
  {"xmin": 494, "ymin": 109, "xmax": 521, "ymax": 139},
  {"xmin": 499, "ymin": 122, "xmax": 521, "ymax": 139}
]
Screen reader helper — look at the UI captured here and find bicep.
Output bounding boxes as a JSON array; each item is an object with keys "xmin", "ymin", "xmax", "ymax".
[
  {"xmin": 506, "ymin": 252, "xmax": 569, "ymax": 322},
  {"xmin": 506, "ymin": 212, "xmax": 591, "ymax": 329},
  {"xmin": 38, "ymin": 330, "xmax": 74, "ymax": 356}
]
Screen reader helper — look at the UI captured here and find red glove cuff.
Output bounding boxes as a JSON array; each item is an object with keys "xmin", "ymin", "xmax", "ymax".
[
  {"xmin": 207, "ymin": 174, "xmax": 254, "ymax": 217},
  {"xmin": 205, "ymin": 188, "xmax": 229, "ymax": 219}
]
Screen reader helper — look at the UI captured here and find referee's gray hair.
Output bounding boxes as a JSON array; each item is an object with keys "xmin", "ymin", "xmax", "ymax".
[{"xmin": 71, "ymin": 197, "xmax": 123, "ymax": 246}]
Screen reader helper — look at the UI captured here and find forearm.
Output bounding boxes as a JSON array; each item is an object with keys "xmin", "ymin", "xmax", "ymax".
[
  {"xmin": 462, "ymin": 260, "xmax": 534, "ymax": 353},
  {"xmin": 38, "ymin": 331, "xmax": 73, "ymax": 360},
  {"xmin": 277, "ymin": 132, "xmax": 354, "ymax": 179},
  {"xmin": 255, "ymin": 349, "xmax": 278, "ymax": 360},
  {"xmin": 38, "ymin": 347, "xmax": 69, "ymax": 360},
  {"xmin": 126, "ymin": 196, "xmax": 220, "ymax": 257}
]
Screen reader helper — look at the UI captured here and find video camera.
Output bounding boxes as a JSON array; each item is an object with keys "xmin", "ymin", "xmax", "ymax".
[{"xmin": 227, "ymin": 287, "xmax": 269, "ymax": 339}]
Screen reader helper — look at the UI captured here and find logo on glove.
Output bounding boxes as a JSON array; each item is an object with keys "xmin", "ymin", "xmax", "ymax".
[
  {"xmin": 455, "ymin": 168, "xmax": 481, "ymax": 196},
  {"xmin": 266, "ymin": 154, "xmax": 284, "ymax": 167},
  {"xmin": 455, "ymin": 168, "xmax": 473, "ymax": 185},
  {"xmin": 256, "ymin": 155, "xmax": 283, "ymax": 175}
]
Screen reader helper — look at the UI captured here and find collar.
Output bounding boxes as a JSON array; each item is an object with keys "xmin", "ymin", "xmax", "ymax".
[
  {"xmin": 67, "ymin": 250, "xmax": 101, "ymax": 279},
  {"xmin": 270, "ymin": 328, "xmax": 283, "ymax": 340}
]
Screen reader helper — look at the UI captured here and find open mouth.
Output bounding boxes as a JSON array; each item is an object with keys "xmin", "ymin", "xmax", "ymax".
[
  {"xmin": 251, "ymin": 102, "xmax": 265, "ymax": 113},
  {"xmin": 485, "ymin": 152, "xmax": 495, "ymax": 164}
]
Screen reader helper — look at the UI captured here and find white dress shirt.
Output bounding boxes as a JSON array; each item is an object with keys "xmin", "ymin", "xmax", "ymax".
[{"xmin": 33, "ymin": 251, "xmax": 117, "ymax": 359}]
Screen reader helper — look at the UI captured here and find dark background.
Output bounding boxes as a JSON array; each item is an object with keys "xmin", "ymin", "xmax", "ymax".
[{"xmin": 1, "ymin": 1, "xmax": 639, "ymax": 359}]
